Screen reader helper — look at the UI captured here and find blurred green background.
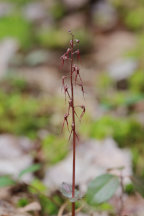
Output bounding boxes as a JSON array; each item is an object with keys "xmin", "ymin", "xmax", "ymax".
[{"xmin": 0, "ymin": 0, "xmax": 144, "ymax": 215}]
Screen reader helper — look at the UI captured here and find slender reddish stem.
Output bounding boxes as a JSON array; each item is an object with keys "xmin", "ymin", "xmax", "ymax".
[
  {"xmin": 61, "ymin": 33, "xmax": 84, "ymax": 216},
  {"xmin": 72, "ymin": 203, "xmax": 75, "ymax": 216},
  {"xmin": 70, "ymin": 35, "xmax": 76, "ymax": 216}
]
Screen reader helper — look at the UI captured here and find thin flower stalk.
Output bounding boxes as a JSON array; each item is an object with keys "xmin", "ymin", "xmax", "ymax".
[{"xmin": 60, "ymin": 31, "xmax": 85, "ymax": 216}]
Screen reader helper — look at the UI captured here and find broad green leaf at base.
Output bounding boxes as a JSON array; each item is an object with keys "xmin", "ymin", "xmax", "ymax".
[{"xmin": 86, "ymin": 174, "xmax": 119, "ymax": 205}]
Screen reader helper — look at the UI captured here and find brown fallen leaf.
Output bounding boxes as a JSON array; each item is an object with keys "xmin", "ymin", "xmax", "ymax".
[
  {"xmin": 0, "ymin": 200, "xmax": 30, "ymax": 216},
  {"xmin": 18, "ymin": 202, "xmax": 41, "ymax": 213}
]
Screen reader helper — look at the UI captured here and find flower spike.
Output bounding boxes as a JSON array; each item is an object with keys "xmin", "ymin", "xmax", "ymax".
[{"xmin": 60, "ymin": 33, "xmax": 85, "ymax": 216}]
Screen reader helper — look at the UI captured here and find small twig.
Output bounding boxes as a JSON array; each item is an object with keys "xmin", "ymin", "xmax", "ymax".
[{"xmin": 58, "ymin": 202, "xmax": 68, "ymax": 216}]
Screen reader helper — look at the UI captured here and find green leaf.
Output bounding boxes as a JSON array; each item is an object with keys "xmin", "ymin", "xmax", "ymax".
[
  {"xmin": 124, "ymin": 94, "xmax": 144, "ymax": 106},
  {"xmin": 17, "ymin": 198, "xmax": 29, "ymax": 207},
  {"xmin": 0, "ymin": 176, "xmax": 15, "ymax": 188},
  {"xmin": 29, "ymin": 179, "xmax": 47, "ymax": 194},
  {"xmin": 0, "ymin": 15, "xmax": 32, "ymax": 49},
  {"xmin": 86, "ymin": 174, "xmax": 119, "ymax": 205},
  {"xmin": 60, "ymin": 182, "xmax": 82, "ymax": 202},
  {"xmin": 18, "ymin": 164, "xmax": 41, "ymax": 178}
]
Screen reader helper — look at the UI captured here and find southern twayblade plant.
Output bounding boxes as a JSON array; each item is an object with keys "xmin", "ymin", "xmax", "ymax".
[{"xmin": 60, "ymin": 31, "xmax": 85, "ymax": 216}]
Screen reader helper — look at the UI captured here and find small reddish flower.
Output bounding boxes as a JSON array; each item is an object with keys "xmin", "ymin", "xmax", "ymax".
[
  {"xmin": 72, "ymin": 64, "xmax": 76, "ymax": 73},
  {"xmin": 77, "ymin": 82, "xmax": 85, "ymax": 99},
  {"xmin": 60, "ymin": 54, "xmax": 69, "ymax": 68},
  {"xmin": 61, "ymin": 76, "xmax": 67, "ymax": 91},
  {"xmin": 74, "ymin": 66, "xmax": 82, "ymax": 84},
  {"xmin": 68, "ymin": 99, "xmax": 72, "ymax": 114},
  {"xmin": 68, "ymin": 123, "xmax": 79, "ymax": 142},
  {"xmin": 64, "ymin": 84, "xmax": 70, "ymax": 102},
  {"xmin": 80, "ymin": 105, "xmax": 85, "ymax": 121},
  {"xmin": 66, "ymin": 48, "xmax": 71, "ymax": 55},
  {"xmin": 75, "ymin": 49, "xmax": 80, "ymax": 61},
  {"xmin": 62, "ymin": 113, "xmax": 69, "ymax": 132}
]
